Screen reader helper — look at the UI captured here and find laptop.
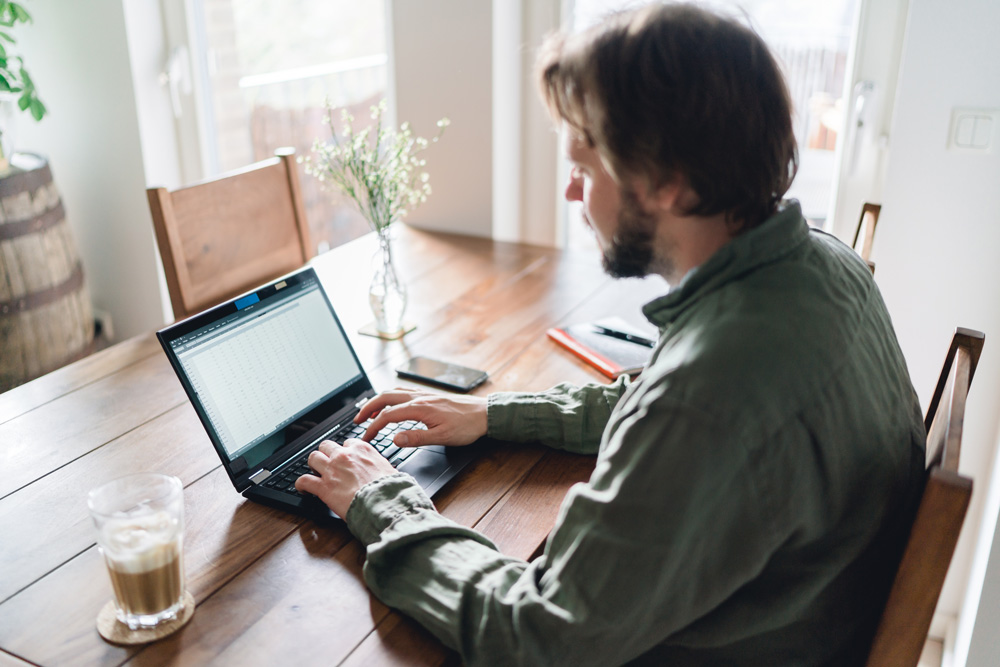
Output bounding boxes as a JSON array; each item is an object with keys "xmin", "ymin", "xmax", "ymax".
[{"xmin": 157, "ymin": 267, "xmax": 476, "ymax": 521}]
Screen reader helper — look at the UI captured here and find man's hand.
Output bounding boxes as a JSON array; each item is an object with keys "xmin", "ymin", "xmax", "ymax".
[
  {"xmin": 295, "ymin": 439, "xmax": 397, "ymax": 517},
  {"xmin": 356, "ymin": 388, "xmax": 488, "ymax": 447}
]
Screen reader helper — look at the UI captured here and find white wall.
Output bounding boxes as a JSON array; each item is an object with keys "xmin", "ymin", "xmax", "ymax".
[
  {"xmin": 492, "ymin": 0, "xmax": 523, "ymax": 243},
  {"xmin": 492, "ymin": 0, "xmax": 563, "ymax": 247},
  {"xmin": 871, "ymin": 0, "xmax": 1000, "ymax": 663},
  {"xmin": 390, "ymin": 0, "xmax": 493, "ymax": 237},
  {"xmin": 15, "ymin": 0, "xmax": 166, "ymax": 341},
  {"xmin": 515, "ymin": 0, "xmax": 562, "ymax": 247}
]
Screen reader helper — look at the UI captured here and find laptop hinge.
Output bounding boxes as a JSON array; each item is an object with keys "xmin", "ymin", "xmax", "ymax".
[{"xmin": 249, "ymin": 469, "xmax": 271, "ymax": 485}]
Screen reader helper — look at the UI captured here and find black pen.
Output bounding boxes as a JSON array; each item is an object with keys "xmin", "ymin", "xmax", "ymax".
[{"xmin": 592, "ymin": 325, "xmax": 656, "ymax": 348}]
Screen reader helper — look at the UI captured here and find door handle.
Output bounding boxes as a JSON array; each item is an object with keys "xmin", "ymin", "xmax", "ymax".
[
  {"xmin": 159, "ymin": 45, "xmax": 192, "ymax": 119},
  {"xmin": 847, "ymin": 80, "xmax": 876, "ymax": 175}
]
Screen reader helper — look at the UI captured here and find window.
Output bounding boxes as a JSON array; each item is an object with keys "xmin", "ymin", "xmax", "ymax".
[
  {"xmin": 565, "ymin": 0, "xmax": 859, "ymax": 248},
  {"xmin": 190, "ymin": 0, "xmax": 390, "ymax": 252}
]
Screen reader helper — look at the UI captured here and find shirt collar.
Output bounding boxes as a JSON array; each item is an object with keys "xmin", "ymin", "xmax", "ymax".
[{"xmin": 642, "ymin": 201, "xmax": 810, "ymax": 328}]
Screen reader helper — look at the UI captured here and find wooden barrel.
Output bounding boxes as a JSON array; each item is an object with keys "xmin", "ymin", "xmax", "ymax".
[{"xmin": 0, "ymin": 153, "xmax": 94, "ymax": 392}]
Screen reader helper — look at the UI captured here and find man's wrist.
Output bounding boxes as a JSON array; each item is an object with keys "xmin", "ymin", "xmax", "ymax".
[
  {"xmin": 486, "ymin": 392, "xmax": 537, "ymax": 442},
  {"xmin": 345, "ymin": 472, "xmax": 437, "ymax": 546}
]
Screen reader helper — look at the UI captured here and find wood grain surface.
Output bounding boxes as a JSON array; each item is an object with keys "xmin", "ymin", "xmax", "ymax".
[{"xmin": 0, "ymin": 226, "xmax": 666, "ymax": 666}]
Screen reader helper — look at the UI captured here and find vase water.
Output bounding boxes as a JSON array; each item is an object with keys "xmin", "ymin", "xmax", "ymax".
[{"xmin": 369, "ymin": 233, "xmax": 408, "ymax": 337}]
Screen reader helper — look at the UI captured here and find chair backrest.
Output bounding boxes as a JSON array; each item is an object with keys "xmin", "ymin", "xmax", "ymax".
[
  {"xmin": 852, "ymin": 202, "xmax": 881, "ymax": 265},
  {"xmin": 865, "ymin": 328, "xmax": 984, "ymax": 667},
  {"xmin": 147, "ymin": 148, "xmax": 314, "ymax": 320}
]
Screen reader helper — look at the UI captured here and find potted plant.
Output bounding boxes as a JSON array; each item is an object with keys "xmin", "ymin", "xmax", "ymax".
[{"xmin": 0, "ymin": 0, "xmax": 46, "ymax": 170}]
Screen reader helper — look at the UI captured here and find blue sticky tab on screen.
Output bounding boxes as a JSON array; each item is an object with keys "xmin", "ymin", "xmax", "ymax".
[{"xmin": 235, "ymin": 294, "xmax": 260, "ymax": 310}]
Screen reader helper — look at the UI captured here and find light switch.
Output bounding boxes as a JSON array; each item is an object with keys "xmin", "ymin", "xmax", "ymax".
[
  {"xmin": 956, "ymin": 116, "xmax": 976, "ymax": 147},
  {"xmin": 972, "ymin": 116, "xmax": 993, "ymax": 149},
  {"xmin": 949, "ymin": 108, "xmax": 1000, "ymax": 152}
]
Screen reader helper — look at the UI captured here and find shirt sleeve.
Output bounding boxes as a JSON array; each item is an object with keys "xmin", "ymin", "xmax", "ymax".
[
  {"xmin": 345, "ymin": 387, "xmax": 780, "ymax": 667},
  {"xmin": 485, "ymin": 376, "xmax": 631, "ymax": 455}
]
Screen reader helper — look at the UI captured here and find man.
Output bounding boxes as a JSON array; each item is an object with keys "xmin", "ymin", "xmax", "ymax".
[{"xmin": 296, "ymin": 4, "xmax": 925, "ymax": 665}]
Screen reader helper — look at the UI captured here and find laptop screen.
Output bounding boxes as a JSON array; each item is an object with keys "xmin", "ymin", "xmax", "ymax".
[{"xmin": 160, "ymin": 269, "xmax": 370, "ymax": 480}]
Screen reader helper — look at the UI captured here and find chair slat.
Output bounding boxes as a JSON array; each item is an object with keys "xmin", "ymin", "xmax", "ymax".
[{"xmin": 852, "ymin": 202, "xmax": 882, "ymax": 262}]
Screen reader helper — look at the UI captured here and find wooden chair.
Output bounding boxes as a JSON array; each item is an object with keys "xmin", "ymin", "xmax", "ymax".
[
  {"xmin": 852, "ymin": 202, "xmax": 881, "ymax": 274},
  {"xmin": 865, "ymin": 327, "xmax": 985, "ymax": 667},
  {"xmin": 147, "ymin": 148, "xmax": 314, "ymax": 320}
]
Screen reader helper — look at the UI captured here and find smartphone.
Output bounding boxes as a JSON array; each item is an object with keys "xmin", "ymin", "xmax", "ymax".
[{"xmin": 395, "ymin": 356, "xmax": 489, "ymax": 392}]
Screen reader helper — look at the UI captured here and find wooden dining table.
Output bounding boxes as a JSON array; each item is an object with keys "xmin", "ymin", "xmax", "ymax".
[{"xmin": 0, "ymin": 226, "xmax": 667, "ymax": 666}]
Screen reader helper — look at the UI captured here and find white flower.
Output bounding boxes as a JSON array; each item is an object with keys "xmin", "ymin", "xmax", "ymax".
[{"xmin": 307, "ymin": 98, "xmax": 449, "ymax": 232}]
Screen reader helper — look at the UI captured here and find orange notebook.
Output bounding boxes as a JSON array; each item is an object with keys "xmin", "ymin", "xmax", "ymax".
[{"xmin": 547, "ymin": 318, "xmax": 655, "ymax": 379}]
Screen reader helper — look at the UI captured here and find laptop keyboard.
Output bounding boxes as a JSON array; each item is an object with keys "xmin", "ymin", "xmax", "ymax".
[{"xmin": 260, "ymin": 419, "xmax": 427, "ymax": 496}]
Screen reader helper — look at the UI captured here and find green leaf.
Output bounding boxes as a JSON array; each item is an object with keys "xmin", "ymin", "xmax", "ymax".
[
  {"xmin": 0, "ymin": 76, "xmax": 10, "ymax": 92},
  {"xmin": 0, "ymin": 42, "xmax": 6, "ymax": 58},
  {"xmin": 10, "ymin": 3, "xmax": 30, "ymax": 23},
  {"xmin": 28, "ymin": 97, "xmax": 44, "ymax": 121},
  {"xmin": 18, "ymin": 65, "xmax": 30, "ymax": 86},
  {"xmin": 0, "ymin": 31, "xmax": 14, "ymax": 43},
  {"xmin": 17, "ymin": 91, "xmax": 28, "ymax": 110}
]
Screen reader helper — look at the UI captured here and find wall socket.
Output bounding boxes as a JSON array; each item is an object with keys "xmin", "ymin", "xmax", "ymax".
[{"xmin": 93, "ymin": 308, "xmax": 114, "ymax": 341}]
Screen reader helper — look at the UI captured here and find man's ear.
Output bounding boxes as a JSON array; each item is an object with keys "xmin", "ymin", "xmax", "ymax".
[{"xmin": 646, "ymin": 178, "xmax": 687, "ymax": 214}]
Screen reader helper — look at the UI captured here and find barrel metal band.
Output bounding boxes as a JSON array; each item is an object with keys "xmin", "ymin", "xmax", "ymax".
[
  {"xmin": 0, "ymin": 262, "xmax": 84, "ymax": 317},
  {"xmin": 0, "ymin": 160, "xmax": 53, "ymax": 198},
  {"xmin": 0, "ymin": 201, "xmax": 66, "ymax": 240}
]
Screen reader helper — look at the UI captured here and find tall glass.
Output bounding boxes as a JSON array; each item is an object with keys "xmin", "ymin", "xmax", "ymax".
[{"xmin": 88, "ymin": 474, "xmax": 186, "ymax": 630}]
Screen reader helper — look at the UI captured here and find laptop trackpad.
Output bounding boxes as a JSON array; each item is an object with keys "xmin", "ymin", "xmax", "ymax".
[{"xmin": 398, "ymin": 448, "xmax": 461, "ymax": 496}]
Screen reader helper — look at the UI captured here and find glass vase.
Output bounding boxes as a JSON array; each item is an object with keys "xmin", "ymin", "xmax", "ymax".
[{"xmin": 369, "ymin": 232, "xmax": 408, "ymax": 337}]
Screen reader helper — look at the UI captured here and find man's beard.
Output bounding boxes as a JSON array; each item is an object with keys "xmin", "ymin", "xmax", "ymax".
[{"xmin": 600, "ymin": 189, "xmax": 660, "ymax": 279}]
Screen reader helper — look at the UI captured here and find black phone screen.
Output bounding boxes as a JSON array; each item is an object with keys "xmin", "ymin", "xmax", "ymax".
[{"xmin": 395, "ymin": 356, "xmax": 488, "ymax": 392}]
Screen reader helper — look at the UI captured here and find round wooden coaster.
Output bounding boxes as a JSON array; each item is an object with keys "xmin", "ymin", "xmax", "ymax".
[{"xmin": 96, "ymin": 591, "xmax": 195, "ymax": 646}]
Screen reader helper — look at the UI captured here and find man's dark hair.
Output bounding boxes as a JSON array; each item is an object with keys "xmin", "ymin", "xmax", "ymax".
[{"xmin": 537, "ymin": 2, "xmax": 798, "ymax": 229}]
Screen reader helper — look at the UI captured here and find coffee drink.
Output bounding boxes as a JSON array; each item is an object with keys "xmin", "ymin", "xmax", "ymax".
[
  {"xmin": 89, "ymin": 474, "xmax": 187, "ymax": 630},
  {"xmin": 102, "ymin": 512, "xmax": 184, "ymax": 620}
]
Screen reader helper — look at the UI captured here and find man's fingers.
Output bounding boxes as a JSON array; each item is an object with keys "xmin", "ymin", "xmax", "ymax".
[
  {"xmin": 362, "ymin": 404, "xmax": 426, "ymax": 441},
  {"xmin": 354, "ymin": 396, "xmax": 386, "ymax": 423},
  {"xmin": 317, "ymin": 439, "xmax": 340, "ymax": 456},
  {"xmin": 308, "ymin": 448, "xmax": 330, "ymax": 472},
  {"xmin": 355, "ymin": 389, "xmax": 420, "ymax": 423},
  {"xmin": 394, "ymin": 428, "xmax": 430, "ymax": 448},
  {"xmin": 294, "ymin": 472, "xmax": 321, "ymax": 494}
]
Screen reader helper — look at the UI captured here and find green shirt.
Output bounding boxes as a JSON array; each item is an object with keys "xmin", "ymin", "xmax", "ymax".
[{"xmin": 345, "ymin": 202, "xmax": 925, "ymax": 666}]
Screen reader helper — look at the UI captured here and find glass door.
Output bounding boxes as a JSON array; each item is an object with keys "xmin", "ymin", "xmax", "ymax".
[
  {"xmin": 161, "ymin": 0, "xmax": 391, "ymax": 253},
  {"xmin": 566, "ymin": 0, "xmax": 895, "ymax": 249}
]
